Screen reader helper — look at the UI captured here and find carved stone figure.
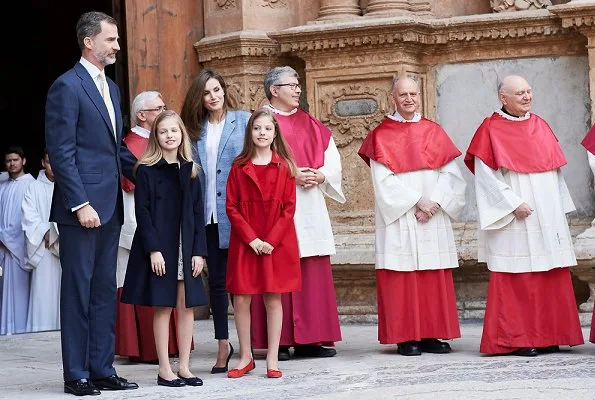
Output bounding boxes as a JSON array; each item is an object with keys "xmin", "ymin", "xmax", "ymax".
[{"xmin": 491, "ymin": 0, "xmax": 552, "ymax": 12}]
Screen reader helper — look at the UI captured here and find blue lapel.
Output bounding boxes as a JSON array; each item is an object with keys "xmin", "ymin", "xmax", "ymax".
[
  {"xmin": 197, "ymin": 110, "xmax": 238, "ymax": 169},
  {"xmin": 218, "ymin": 110, "xmax": 237, "ymax": 163}
]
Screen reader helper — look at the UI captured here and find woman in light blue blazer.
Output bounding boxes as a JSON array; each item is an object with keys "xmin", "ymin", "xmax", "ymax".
[{"xmin": 181, "ymin": 69, "xmax": 250, "ymax": 373}]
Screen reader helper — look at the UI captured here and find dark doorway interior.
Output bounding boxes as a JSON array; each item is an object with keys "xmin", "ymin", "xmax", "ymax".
[{"xmin": 2, "ymin": 1, "xmax": 127, "ymax": 176}]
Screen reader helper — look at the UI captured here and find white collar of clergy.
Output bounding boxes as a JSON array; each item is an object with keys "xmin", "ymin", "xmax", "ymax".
[
  {"xmin": 388, "ymin": 111, "xmax": 421, "ymax": 123},
  {"xmin": 131, "ymin": 125, "xmax": 150, "ymax": 138},
  {"xmin": 265, "ymin": 103, "xmax": 298, "ymax": 116},
  {"xmin": 495, "ymin": 108, "xmax": 530, "ymax": 121}
]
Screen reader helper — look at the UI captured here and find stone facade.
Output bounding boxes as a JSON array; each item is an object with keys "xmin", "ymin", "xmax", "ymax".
[{"xmin": 168, "ymin": 0, "xmax": 595, "ymax": 323}]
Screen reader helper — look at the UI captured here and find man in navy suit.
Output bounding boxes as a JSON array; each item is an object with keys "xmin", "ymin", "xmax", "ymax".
[{"xmin": 45, "ymin": 11, "xmax": 138, "ymax": 396}]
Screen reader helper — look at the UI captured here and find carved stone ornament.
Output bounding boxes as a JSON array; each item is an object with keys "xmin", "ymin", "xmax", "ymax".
[
  {"xmin": 262, "ymin": 0, "xmax": 288, "ymax": 8},
  {"xmin": 215, "ymin": 0, "xmax": 237, "ymax": 10},
  {"xmin": 491, "ymin": 0, "xmax": 552, "ymax": 12},
  {"xmin": 318, "ymin": 83, "xmax": 391, "ymax": 148}
]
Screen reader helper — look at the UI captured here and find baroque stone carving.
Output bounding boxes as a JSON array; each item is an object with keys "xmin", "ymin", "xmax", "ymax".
[
  {"xmin": 491, "ymin": 0, "xmax": 552, "ymax": 12},
  {"xmin": 262, "ymin": 0, "xmax": 288, "ymax": 8},
  {"xmin": 318, "ymin": 83, "xmax": 391, "ymax": 148},
  {"xmin": 215, "ymin": 0, "xmax": 237, "ymax": 10}
]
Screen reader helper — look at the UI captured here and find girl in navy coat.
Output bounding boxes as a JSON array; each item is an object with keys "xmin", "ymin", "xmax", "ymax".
[
  {"xmin": 226, "ymin": 107, "xmax": 301, "ymax": 379},
  {"xmin": 121, "ymin": 110, "xmax": 208, "ymax": 388}
]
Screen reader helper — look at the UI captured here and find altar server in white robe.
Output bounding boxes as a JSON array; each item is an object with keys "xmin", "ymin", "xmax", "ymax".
[
  {"xmin": 358, "ymin": 77, "xmax": 466, "ymax": 356},
  {"xmin": 22, "ymin": 150, "xmax": 61, "ymax": 332},
  {"xmin": 0, "ymin": 146, "xmax": 35, "ymax": 335},
  {"xmin": 465, "ymin": 75, "xmax": 583, "ymax": 357}
]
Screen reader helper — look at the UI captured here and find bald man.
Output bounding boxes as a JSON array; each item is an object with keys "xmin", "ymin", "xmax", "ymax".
[
  {"xmin": 464, "ymin": 75, "xmax": 583, "ymax": 356},
  {"xmin": 358, "ymin": 77, "xmax": 466, "ymax": 356}
]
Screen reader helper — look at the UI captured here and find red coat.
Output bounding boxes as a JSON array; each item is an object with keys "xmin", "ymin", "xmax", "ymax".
[{"xmin": 226, "ymin": 152, "xmax": 301, "ymax": 294}]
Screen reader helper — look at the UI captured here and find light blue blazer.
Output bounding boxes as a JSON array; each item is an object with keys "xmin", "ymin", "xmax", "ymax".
[{"xmin": 193, "ymin": 109, "xmax": 251, "ymax": 249}]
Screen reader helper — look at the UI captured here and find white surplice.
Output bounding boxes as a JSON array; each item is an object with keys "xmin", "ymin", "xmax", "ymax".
[
  {"xmin": 21, "ymin": 170, "xmax": 61, "ymax": 332},
  {"xmin": 0, "ymin": 173, "xmax": 34, "ymax": 334},
  {"xmin": 474, "ymin": 158, "xmax": 577, "ymax": 273},
  {"xmin": 371, "ymin": 158, "xmax": 466, "ymax": 271}
]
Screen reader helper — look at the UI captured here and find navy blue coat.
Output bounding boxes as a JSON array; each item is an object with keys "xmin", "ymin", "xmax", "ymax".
[{"xmin": 121, "ymin": 159, "xmax": 208, "ymax": 307}]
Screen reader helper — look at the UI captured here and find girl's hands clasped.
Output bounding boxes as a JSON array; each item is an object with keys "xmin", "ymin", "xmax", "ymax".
[
  {"xmin": 192, "ymin": 256, "xmax": 204, "ymax": 277},
  {"xmin": 249, "ymin": 238, "xmax": 274, "ymax": 255},
  {"xmin": 150, "ymin": 251, "xmax": 166, "ymax": 276}
]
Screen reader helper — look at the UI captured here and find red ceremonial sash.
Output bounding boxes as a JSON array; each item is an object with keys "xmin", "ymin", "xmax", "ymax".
[
  {"xmin": 358, "ymin": 117, "xmax": 462, "ymax": 173},
  {"xmin": 274, "ymin": 109, "xmax": 331, "ymax": 169},
  {"xmin": 582, "ymin": 124, "xmax": 595, "ymax": 155},
  {"xmin": 122, "ymin": 132, "xmax": 149, "ymax": 192},
  {"xmin": 464, "ymin": 113, "xmax": 566, "ymax": 174}
]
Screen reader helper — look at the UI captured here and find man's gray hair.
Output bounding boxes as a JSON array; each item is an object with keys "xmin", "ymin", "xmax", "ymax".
[
  {"xmin": 264, "ymin": 66, "xmax": 299, "ymax": 100},
  {"xmin": 131, "ymin": 91, "xmax": 162, "ymax": 125}
]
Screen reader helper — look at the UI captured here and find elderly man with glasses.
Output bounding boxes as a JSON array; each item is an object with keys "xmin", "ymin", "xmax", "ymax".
[{"xmin": 250, "ymin": 66, "xmax": 346, "ymax": 361}]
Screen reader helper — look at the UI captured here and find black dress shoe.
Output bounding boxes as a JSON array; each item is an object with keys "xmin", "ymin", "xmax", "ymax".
[
  {"xmin": 92, "ymin": 374, "xmax": 138, "ymax": 390},
  {"xmin": 419, "ymin": 338, "xmax": 452, "ymax": 354},
  {"xmin": 64, "ymin": 379, "xmax": 100, "ymax": 396},
  {"xmin": 211, "ymin": 342, "xmax": 234, "ymax": 374},
  {"xmin": 293, "ymin": 344, "xmax": 337, "ymax": 358},
  {"xmin": 177, "ymin": 374, "xmax": 203, "ymax": 386},
  {"xmin": 537, "ymin": 345, "xmax": 560, "ymax": 354},
  {"xmin": 510, "ymin": 347, "xmax": 538, "ymax": 357},
  {"xmin": 397, "ymin": 341, "xmax": 422, "ymax": 356},
  {"xmin": 278, "ymin": 346, "xmax": 290, "ymax": 361},
  {"xmin": 157, "ymin": 375, "xmax": 186, "ymax": 387}
]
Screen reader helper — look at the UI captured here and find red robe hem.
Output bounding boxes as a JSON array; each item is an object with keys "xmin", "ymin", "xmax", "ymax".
[
  {"xmin": 115, "ymin": 288, "xmax": 193, "ymax": 362},
  {"xmin": 480, "ymin": 268, "xmax": 584, "ymax": 354},
  {"xmin": 376, "ymin": 269, "xmax": 461, "ymax": 344},
  {"xmin": 250, "ymin": 256, "xmax": 341, "ymax": 349}
]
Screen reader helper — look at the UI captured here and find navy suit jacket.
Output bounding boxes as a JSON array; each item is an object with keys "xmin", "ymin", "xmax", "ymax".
[{"xmin": 45, "ymin": 62, "xmax": 136, "ymax": 226}]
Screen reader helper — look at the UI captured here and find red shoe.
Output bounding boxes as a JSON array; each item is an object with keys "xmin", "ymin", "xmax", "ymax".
[
  {"xmin": 266, "ymin": 369, "xmax": 282, "ymax": 378},
  {"xmin": 227, "ymin": 359, "xmax": 255, "ymax": 378}
]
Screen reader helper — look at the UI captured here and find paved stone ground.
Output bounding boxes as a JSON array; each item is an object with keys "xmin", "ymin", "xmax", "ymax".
[{"xmin": 1, "ymin": 320, "xmax": 594, "ymax": 400}]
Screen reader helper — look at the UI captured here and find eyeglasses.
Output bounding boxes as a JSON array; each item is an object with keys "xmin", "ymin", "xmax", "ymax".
[
  {"xmin": 274, "ymin": 83, "xmax": 301, "ymax": 91},
  {"xmin": 141, "ymin": 106, "xmax": 167, "ymax": 113}
]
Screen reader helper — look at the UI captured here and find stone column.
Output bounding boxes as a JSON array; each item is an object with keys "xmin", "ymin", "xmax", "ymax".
[
  {"xmin": 364, "ymin": 0, "xmax": 431, "ymax": 16},
  {"xmin": 318, "ymin": 0, "xmax": 361, "ymax": 20}
]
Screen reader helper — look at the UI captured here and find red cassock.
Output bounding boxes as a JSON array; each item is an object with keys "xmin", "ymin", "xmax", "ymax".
[
  {"xmin": 465, "ymin": 112, "xmax": 583, "ymax": 354},
  {"xmin": 225, "ymin": 153, "xmax": 301, "ymax": 294},
  {"xmin": 115, "ymin": 131, "xmax": 190, "ymax": 361},
  {"xmin": 359, "ymin": 117, "xmax": 463, "ymax": 344},
  {"xmin": 250, "ymin": 109, "xmax": 342, "ymax": 348}
]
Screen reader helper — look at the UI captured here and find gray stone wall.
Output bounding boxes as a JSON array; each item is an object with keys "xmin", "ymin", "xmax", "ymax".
[{"xmin": 434, "ymin": 56, "xmax": 594, "ymax": 220}]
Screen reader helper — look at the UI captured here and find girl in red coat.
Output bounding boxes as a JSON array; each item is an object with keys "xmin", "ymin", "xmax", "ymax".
[
  {"xmin": 226, "ymin": 107, "xmax": 301, "ymax": 379},
  {"xmin": 122, "ymin": 110, "xmax": 207, "ymax": 387}
]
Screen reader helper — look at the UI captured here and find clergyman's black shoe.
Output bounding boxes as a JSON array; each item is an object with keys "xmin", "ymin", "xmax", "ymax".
[
  {"xmin": 419, "ymin": 338, "xmax": 452, "ymax": 354},
  {"xmin": 537, "ymin": 345, "xmax": 560, "ymax": 354},
  {"xmin": 92, "ymin": 374, "xmax": 138, "ymax": 390},
  {"xmin": 293, "ymin": 344, "xmax": 337, "ymax": 358},
  {"xmin": 278, "ymin": 346, "xmax": 290, "ymax": 361},
  {"xmin": 397, "ymin": 341, "xmax": 422, "ymax": 356},
  {"xmin": 510, "ymin": 347, "xmax": 538, "ymax": 357},
  {"xmin": 64, "ymin": 378, "xmax": 100, "ymax": 396}
]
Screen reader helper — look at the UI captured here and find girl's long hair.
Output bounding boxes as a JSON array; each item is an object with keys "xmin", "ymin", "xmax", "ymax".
[
  {"xmin": 133, "ymin": 110, "xmax": 199, "ymax": 178},
  {"xmin": 233, "ymin": 107, "xmax": 297, "ymax": 176},
  {"xmin": 180, "ymin": 69, "xmax": 235, "ymax": 141}
]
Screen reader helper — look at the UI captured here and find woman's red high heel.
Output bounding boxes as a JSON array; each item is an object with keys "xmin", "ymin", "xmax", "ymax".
[{"xmin": 227, "ymin": 359, "xmax": 255, "ymax": 378}]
